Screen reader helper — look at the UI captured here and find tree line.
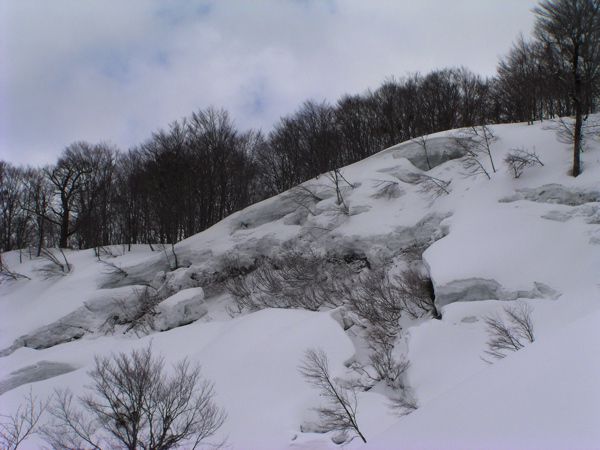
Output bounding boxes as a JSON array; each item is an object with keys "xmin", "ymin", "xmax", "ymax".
[{"xmin": 2, "ymin": 0, "xmax": 599, "ymax": 253}]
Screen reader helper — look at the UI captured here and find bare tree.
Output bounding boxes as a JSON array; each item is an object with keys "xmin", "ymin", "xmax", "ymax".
[
  {"xmin": 44, "ymin": 143, "xmax": 94, "ymax": 248},
  {"xmin": 42, "ymin": 345, "xmax": 226, "ymax": 450},
  {"xmin": 496, "ymin": 35, "xmax": 563, "ymax": 124},
  {"xmin": 299, "ymin": 349, "xmax": 366, "ymax": 444},
  {"xmin": 0, "ymin": 389, "xmax": 48, "ymax": 450},
  {"xmin": 545, "ymin": 116, "xmax": 600, "ymax": 155},
  {"xmin": 22, "ymin": 168, "xmax": 55, "ymax": 256},
  {"xmin": 534, "ymin": 0, "xmax": 600, "ymax": 176},
  {"xmin": 0, "ymin": 162, "xmax": 32, "ymax": 254},
  {"xmin": 483, "ymin": 302, "xmax": 535, "ymax": 360}
]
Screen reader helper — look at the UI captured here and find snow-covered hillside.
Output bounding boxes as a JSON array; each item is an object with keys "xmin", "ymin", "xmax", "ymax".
[{"xmin": 1, "ymin": 118, "xmax": 599, "ymax": 449}]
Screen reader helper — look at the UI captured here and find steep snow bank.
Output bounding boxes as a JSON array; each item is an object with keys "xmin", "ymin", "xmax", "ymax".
[
  {"xmin": 1, "ymin": 117, "xmax": 599, "ymax": 449},
  {"xmin": 360, "ymin": 309, "xmax": 600, "ymax": 450}
]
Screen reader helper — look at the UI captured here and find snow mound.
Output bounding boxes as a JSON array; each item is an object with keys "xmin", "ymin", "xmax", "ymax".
[
  {"xmin": 361, "ymin": 309, "xmax": 600, "ymax": 450},
  {"xmin": 1, "ymin": 117, "xmax": 600, "ymax": 449}
]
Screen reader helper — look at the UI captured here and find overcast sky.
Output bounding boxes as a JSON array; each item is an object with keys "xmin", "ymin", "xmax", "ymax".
[{"xmin": 1, "ymin": 0, "xmax": 538, "ymax": 165}]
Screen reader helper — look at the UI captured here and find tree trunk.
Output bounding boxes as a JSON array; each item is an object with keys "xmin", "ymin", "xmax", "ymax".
[
  {"xmin": 36, "ymin": 216, "xmax": 45, "ymax": 257},
  {"xmin": 59, "ymin": 209, "xmax": 70, "ymax": 248},
  {"xmin": 572, "ymin": 41, "xmax": 582, "ymax": 177},
  {"xmin": 573, "ymin": 98, "xmax": 582, "ymax": 177}
]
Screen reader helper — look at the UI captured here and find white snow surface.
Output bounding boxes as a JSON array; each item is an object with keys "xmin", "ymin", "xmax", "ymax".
[{"xmin": 1, "ymin": 118, "xmax": 599, "ymax": 449}]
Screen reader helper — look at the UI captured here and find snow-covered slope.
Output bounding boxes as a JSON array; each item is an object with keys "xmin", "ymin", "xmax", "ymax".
[{"xmin": 1, "ymin": 118, "xmax": 599, "ymax": 449}]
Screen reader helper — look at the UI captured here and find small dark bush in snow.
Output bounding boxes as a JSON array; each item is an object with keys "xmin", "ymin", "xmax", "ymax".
[
  {"xmin": 453, "ymin": 124, "xmax": 498, "ymax": 179},
  {"xmin": 484, "ymin": 302, "xmax": 535, "ymax": 360},
  {"xmin": 346, "ymin": 267, "xmax": 438, "ymax": 329},
  {"xmin": 504, "ymin": 148, "xmax": 544, "ymax": 178},
  {"xmin": 37, "ymin": 248, "xmax": 71, "ymax": 278},
  {"xmin": 226, "ymin": 248, "xmax": 349, "ymax": 312}
]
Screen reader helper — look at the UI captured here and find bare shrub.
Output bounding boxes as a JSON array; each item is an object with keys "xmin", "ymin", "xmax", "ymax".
[
  {"xmin": 395, "ymin": 268, "xmax": 439, "ymax": 320},
  {"xmin": 299, "ymin": 348, "xmax": 366, "ymax": 444},
  {"xmin": 415, "ymin": 173, "xmax": 451, "ymax": 197},
  {"xmin": 371, "ymin": 349, "xmax": 409, "ymax": 390},
  {"xmin": 544, "ymin": 117, "xmax": 600, "ymax": 147},
  {"xmin": 343, "ymin": 266, "xmax": 435, "ymax": 403},
  {"xmin": 453, "ymin": 125, "xmax": 498, "ymax": 179},
  {"xmin": 42, "ymin": 345, "xmax": 226, "ymax": 450},
  {"xmin": 412, "ymin": 135, "xmax": 432, "ymax": 170},
  {"xmin": 325, "ymin": 169, "xmax": 354, "ymax": 215},
  {"xmin": 371, "ymin": 180, "xmax": 403, "ymax": 200},
  {"xmin": 156, "ymin": 243, "xmax": 180, "ymax": 270},
  {"xmin": 0, "ymin": 389, "xmax": 48, "ymax": 450},
  {"xmin": 346, "ymin": 267, "xmax": 438, "ymax": 329},
  {"xmin": 286, "ymin": 185, "xmax": 323, "ymax": 215},
  {"xmin": 225, "ymin": 274, "xmax": 253, "ymax": 302},
  {"xmin": 37, "ymin": 248, "xmax": 71, "ymax": 277},
  {"xmin": 389, "ymin": 169, "xmax": 450, "ymax": 198},
  {"xmin": 504, "ymin": 148, "xmax": 544, "ymax": 178},
  {"xmin": 226, "ymin": 248, "xmax": 349, "ymax": 312},
  {"xmin": 400, "ymin": 243, "xmax": 427, "ymax": 262},
  {"xmin": 0, "ymin": 254, "xmax": 30, "ymax": 282},
  {"xmin": 344, "ymin": 267, "xmax": 433, "ymax": 399},
  {"xmin": 346, "ymin": 270, "xmax": 403, "ymax": 331},
  {"xmin": 124, "ymin": 287, "xmax": 162, "ymax": 333},
  {"xmin": 101, "ymin": 287, "xmax": 161, "ymax": 335},
  {"xmin": 94, "ymin": 245, "xmax": 121, "ymax": 259},
  {"xmin": 97, "ymin": 258, "xmax": 128, "ymax": 282},
  {"xmin": 351, "ymin": 338, "xmax": 410, "ymax": 392},
  {"xmin": 483, "ymin": 302, "xmax": 535, "ymax": 360},
  {"xmin": 389, "ymin": 388, "xmax": 419, "ymax": 416}
]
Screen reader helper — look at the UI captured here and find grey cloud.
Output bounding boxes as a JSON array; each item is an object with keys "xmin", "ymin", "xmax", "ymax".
[{"xmin": 1, "ymin": 0, "xmax": 537, "ymax": 165}]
